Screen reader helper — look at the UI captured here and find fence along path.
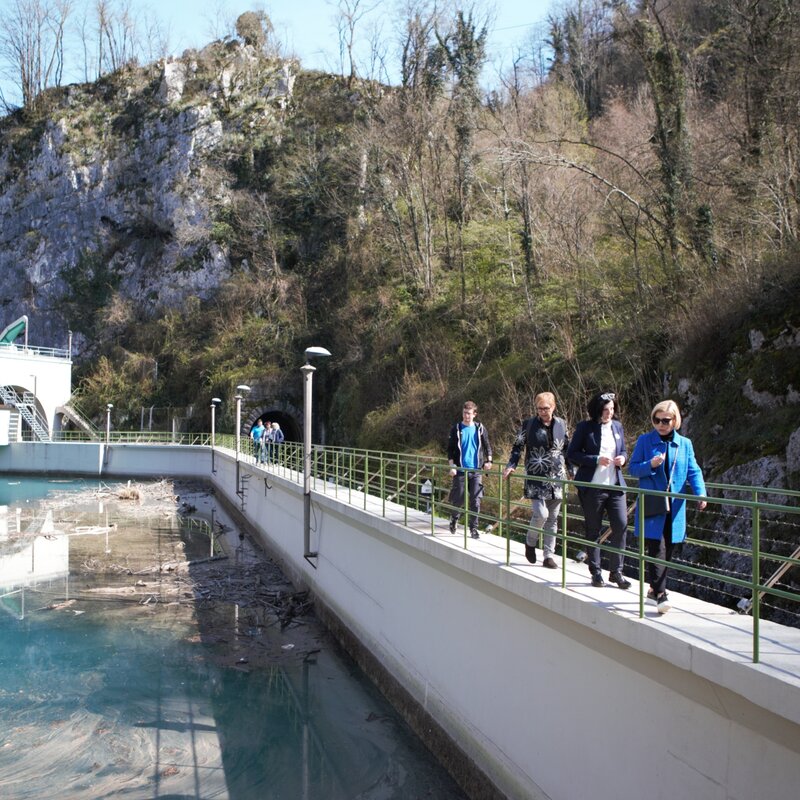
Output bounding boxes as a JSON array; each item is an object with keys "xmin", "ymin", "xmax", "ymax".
[{"xmin": 228, "ymin": 440, "xmax": 800, "ymax": 679}]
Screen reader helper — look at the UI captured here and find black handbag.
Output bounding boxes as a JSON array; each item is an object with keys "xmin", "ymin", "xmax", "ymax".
[
  {"xmin": 641, "ymin": 443, "xmax": 679, "ymax": 517},
  {"xmin": 643, "ymin": 493, "xmax": 670, "ymax": 517}
]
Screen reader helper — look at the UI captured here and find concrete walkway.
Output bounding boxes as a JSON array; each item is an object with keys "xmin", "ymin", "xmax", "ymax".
[{"xmin": 287, "ymin": 464, "xmax": 800, "ymax": 691}]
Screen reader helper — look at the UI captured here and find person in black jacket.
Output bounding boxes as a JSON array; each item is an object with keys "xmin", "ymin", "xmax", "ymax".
[
  {"xmin": 503, "ymin": 392, "xmax": 571, "ymax": 567},
  {"xmin": 567, "ymin": 392, "xmax": 631, "ymax": 589},
  {"xmin": 447, "ymin": 401, "xmax": 493, "ymax": 538}
]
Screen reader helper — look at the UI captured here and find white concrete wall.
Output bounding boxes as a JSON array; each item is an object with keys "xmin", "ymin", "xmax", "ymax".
[
  {"xmin": 0, "ymin": 442, "xmax": 210, "ymax": 477},
  {"xmin": 2, "ymin": 443, "xmax": 800, "ymax": 800},
  {"xmin": 0, "ymin": 348, "xmax": 72, "ymax": 436},
  {"xmin": 209, "ymin": 452, "xmax": 800, "ymax": 800},
  {"xmin": 0, "ymin": 409, "xmax": 9, "ymax": 446}
]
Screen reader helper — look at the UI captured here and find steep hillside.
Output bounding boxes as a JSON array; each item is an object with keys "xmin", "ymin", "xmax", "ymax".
[{"xmin": 1, "ymin": 3, "xmax": 798, "ymax": 488}]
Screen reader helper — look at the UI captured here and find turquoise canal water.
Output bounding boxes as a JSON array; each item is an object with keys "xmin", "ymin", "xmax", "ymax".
[{"xmin": 0, "ymin": 476, "xmax": 467, "ymax": 799}]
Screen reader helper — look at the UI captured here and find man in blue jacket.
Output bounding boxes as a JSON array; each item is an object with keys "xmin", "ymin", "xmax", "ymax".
[{"xmin": 447, "ymin": 401, "xmax": 493, "ymax": 538}]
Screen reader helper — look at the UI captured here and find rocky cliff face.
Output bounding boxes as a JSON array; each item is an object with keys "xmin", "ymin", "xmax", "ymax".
[{"xmin": 0, "ymin": 41, "xmax": 295, "ymax": 354}]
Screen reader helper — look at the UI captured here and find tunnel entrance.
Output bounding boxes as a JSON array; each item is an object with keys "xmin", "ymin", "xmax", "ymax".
[{"xmin": 246, "ymin": 407, "xmax": 302, "ymax": 443}]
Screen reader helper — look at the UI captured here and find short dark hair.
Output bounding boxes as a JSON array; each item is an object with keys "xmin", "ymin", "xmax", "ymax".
[{"xmin": 587, "ymin": 392, "xmax": 618, "ymax": 422}]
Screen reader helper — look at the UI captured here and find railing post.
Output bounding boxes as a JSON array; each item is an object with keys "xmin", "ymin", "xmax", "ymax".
[
  {"xmin": 404, "ymin": 459, "xmax": 408, "ymax": 527},
  {"xmin": 752, "ymin": 490, "xmax": 760, "ymax": 664},
  {"xmin": 431, "ymin": 464, "xmax": 437, "ymax": 535},
  {"xmin": 561, "ymin": 478, "xmax": 568, "ymax": 588},
  {"xmin": 504, "ymin": 471, "xmax": 511, "ymax": 566},
  {"xmin": 381, "ymin": 453, "xmax": 386, "ymax": 517},
  {"xmin": 364, "ymin": 454, "xmax": 369, "ymax": 511},
  {"xmin": 638, "ymin": 490, "xmax": 645, "ymax": 618},
  {"xmin": 463, "ymin": 467, "xmax": 469, "ymax": 547}
]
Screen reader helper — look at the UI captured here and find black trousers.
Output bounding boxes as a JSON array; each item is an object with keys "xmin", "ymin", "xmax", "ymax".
[
  {"xmin": 578, "ymin": 486, "xmax": 627, "ymax": 575},
  {"xmin": 449, "ymin": 472, "xmax": 483, "ymax": 531},
  {"xmin": 646, "ymin": 516, "xmax": 674, "ymax": 595}
]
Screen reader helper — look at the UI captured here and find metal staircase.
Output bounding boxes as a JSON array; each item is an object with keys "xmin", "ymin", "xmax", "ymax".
[
  {"xmin": 56, "ymin": 400, "xmax": 100, "ymax": 440},
  {"xmin": 0, "ymin": 385, "xmax": 51, "ymax": 441}
]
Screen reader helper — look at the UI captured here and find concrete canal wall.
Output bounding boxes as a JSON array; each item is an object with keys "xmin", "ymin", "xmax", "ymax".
[{"xmin": 3, "ymin": 442, "xmax": 800, "ymax": 800}]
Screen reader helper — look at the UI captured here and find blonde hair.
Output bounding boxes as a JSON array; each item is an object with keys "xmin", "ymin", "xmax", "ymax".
[
  {"xmin": 534, "ymin": 391, "xmax": 555, "ymax": 409},
  {"xmin": 651, "ymin": 399, "xmax": 682, "ymax": 429}
]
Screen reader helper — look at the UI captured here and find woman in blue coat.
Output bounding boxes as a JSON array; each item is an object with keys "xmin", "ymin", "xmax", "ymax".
[
  {"xmin": 567, "ymin": 392, "xmax": 631, "ymax": 589},
  {"xmin": 628, "ymin": 400, "xmax": 707, "ymax": 614}
]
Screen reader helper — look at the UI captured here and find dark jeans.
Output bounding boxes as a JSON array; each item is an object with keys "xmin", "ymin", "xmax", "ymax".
[
  {"xmin": 449, "ymin": 471, "xmax": 484, "ymax": 532},
  {"xmin": 578, "ymin": 486, "xmax": 627, "ymax": 575},
  {"xmin": 647, "ymin": 516, "xmax": 674, "ymax": 595}
]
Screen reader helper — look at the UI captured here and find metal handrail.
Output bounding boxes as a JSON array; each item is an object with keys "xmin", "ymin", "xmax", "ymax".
[
  {"xmin": 52, "ymin": 429, "xmax": 211, "ymax": 445},
  {"xmin": 16, "ymin": 435, "xmax": 799, "ymax": 661},
  {"xmin": 298, "ymin": 445, "xmax": 800, "ymax": 664},
  {"xmin": 0, "ymin": 342, "xmax": 70, "ymax": 359}
]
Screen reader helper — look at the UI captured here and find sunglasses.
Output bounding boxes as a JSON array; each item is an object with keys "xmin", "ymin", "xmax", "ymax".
[
  {"xmin": 600, "ymin": 392, "xmax": 615, "ymax": 401},
  {"xmin": 652, "ymin": 417, "xmax": 673, "ymax": 425}
]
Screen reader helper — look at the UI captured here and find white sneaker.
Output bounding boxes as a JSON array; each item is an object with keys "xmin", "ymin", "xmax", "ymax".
[{"xmin": 656, "ymin": 593, "xmax": 671, "ymax": 614}]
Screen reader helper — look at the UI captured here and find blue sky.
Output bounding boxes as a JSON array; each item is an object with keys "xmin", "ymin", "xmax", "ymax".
[
  {"xmin": 0, "ymin": 1, "xmax": 556, "ymax": 106},
  {"xmin": 164, "ymin": 1, "xmax": 555, "ymax": 75}
]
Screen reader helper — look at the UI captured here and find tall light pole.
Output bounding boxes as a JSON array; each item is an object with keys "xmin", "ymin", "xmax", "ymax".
[
  {"xmin": 302, "ymin": 347, "xmax": 331, "ymax": 564},
  {"xmin": 234, "ymin": 385, "xmax": 250, "ymax": 461},
  {"xmin": 210, "ymin": 397, "xmax": 221, "ymax": 473},
  {"xmin": 105, "ymin": 404, "xmax": 113, "ymax": 443},
  {"xmin": 234, "ymin": 385, "xmax": 250, "ymax": 495}
]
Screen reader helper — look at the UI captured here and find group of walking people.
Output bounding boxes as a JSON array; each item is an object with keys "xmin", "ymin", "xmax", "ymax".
[
  {"xmin": 250, "ymin": 418, "xmax": 284, "ymax": 464},
  {"xmin": 447, "ymin": 392, "xmax": 707, "ymax": 614}
]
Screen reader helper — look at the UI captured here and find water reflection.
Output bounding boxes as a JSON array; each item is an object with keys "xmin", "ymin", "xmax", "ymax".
[{"xmin": 0, "ymin": 480, "xmax": 467, "ymax": 799}]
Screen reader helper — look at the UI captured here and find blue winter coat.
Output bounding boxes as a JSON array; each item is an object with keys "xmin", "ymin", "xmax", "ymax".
[{"xmin": 628, "ymin": 429, "xmax": 706, "ymax": 542}]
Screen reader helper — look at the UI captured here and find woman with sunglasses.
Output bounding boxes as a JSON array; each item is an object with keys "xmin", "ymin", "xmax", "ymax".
[
  {"xmin": 567, "ymin": 392, "xmax": 631, "ymax": 589},
  {"xmin": 628, "ymin": 400, "xmax": 707, "ymax": 614}
]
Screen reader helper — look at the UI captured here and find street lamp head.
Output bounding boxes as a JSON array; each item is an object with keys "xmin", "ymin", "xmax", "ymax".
[
  {"xmin": 304, "ymin": 346, "xmax": 332, "ymax": 362},
  {"xmin": 106, "ymin": 403, "xmax": 113, "ymax": 410},
  {"xmin": 211, "ymin": 397, "xmax": 222, "ymax": 405},
  {"xmin": 236, "ymin": 384, "xmax": 251, "ymax": 393}
]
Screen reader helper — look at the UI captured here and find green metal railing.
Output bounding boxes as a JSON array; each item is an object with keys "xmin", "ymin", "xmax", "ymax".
[
  {"xmin": 51, "ymin": 430, "xmax": 211, "ymax": 445},
  {"xmin": 289, "ymin": 444, "xmax": 800, "ymax": 663},
  {"xmin": 21, "ymin": 434, "xmax": 800, "ymax": 662}
]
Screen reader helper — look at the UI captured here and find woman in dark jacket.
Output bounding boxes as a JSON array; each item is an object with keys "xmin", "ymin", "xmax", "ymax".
[
  {"xmin": 628, "ymin": 400, "xmax": 707, "ymax": 614},
  {"xmin": 567, "ymin": 392, "xmax": 630, "ymax": 589}
]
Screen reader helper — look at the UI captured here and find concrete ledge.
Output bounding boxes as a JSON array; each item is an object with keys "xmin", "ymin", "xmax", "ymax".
[
  {"xmin": 4, "ymin": 443, "xmax": 800, "ymax": 800},
  {"xmin": 209, "ymin": 454, "xmax": 800, "ymax": 800}
]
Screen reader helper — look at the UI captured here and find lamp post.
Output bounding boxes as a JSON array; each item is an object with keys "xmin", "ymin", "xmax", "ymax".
[
  {"xmin": 105, "ymin": 404, "xmax": 113, "ymax": 443},
  {"xmin": 302, "ymin": 347, "xmax": 331, "ymax": 564},
  {"xmin": 234, "ymin": 385, "xmax": 250, "ymax": 495},
  {"xmin": 210, "ymin": 397, "xmax": 221, "ymax": 473},
  {"xmin": 234, "ymin": 385, "xmax": 250, "ymax": 461}
]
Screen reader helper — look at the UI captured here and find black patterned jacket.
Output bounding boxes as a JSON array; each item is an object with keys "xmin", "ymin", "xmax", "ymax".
[{"xmin": 506, "ymin": 416, "xmax": 571, "ymax": 500}]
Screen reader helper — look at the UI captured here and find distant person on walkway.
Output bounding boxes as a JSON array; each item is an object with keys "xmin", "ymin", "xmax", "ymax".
[
  {"xmin": 251, "ymin": 419, "xmax": 265, "ymax": 462},
  {"xmin": 503, "ymin": 392, "xmax": 571, "ymax": 567},
  {"xmin": 567, "ymin": 392, "xmax": 631, "ymax": 589},
  {"xmin": 447, "ymin": 401, "xmax": 493, "ymax": 538},
  {"xmin": 261, "ymin": 420, "xmax": 273, "ymax": 463},
  {"xmin": 269, "ymin": 422, "xmax": 284, "ymax": 462},
  {"xmin": 629, "ymin": 400, "xmax": 707, "ymax": 614}
]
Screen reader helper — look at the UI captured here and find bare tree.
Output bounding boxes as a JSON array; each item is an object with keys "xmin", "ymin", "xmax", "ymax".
[
  {"xmin": 331, "ymin": 0, "xmax": 380, "ymax": 86},
  {"xmin": 96, "ymin": 0, "xmax": 138, "ymax": 74},
  {"xmin": 0, "ymin": 0, "xmax": 72, "ymax": 110}
]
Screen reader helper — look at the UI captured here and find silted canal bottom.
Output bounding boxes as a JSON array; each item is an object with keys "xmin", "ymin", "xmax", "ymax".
[{"xmin": 0, "ymin": 476, "xmax": 468, "ymax": 799}]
